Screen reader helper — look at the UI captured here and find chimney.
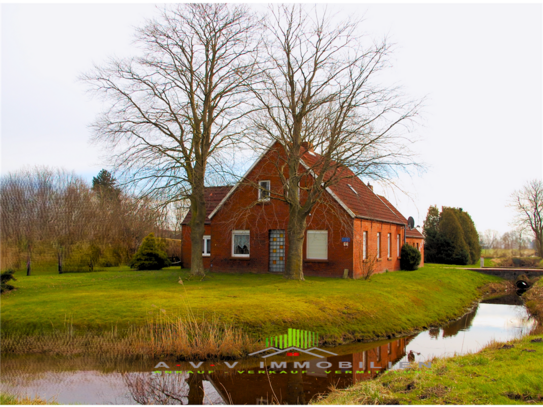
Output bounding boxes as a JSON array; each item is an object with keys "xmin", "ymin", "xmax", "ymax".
[
  {"xmin": 367, "ymin": 182, "xmax": 373, "ymax": 191},
  {"xmin": 301, "ymin": 142, "xmax": 314, "ymax": 151}
]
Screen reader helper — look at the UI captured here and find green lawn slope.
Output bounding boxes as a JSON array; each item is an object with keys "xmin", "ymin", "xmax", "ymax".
[{"xmin": 2, "ymin": 264, "xmax": 499, "ymax": 345}]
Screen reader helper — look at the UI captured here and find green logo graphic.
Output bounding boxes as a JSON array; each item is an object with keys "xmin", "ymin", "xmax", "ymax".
[{"xmin": 265, "ymin": 328, "xmax": 319, "ymax": 349}]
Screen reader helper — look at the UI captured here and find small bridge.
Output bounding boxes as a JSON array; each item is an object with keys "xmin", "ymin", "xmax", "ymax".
[{"xmin": 467, "ymin": 268, "xmax": 543, "ymax": 281}]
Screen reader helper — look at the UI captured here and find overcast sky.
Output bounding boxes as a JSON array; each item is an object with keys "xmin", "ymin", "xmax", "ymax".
[{"xmin": 1, "ymin": 3, "xmax": 542, "ymax": 235}]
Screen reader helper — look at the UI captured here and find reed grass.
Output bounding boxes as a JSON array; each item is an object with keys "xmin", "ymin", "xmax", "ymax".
[{"xmin": 1, "ymin": 311, "xmax": 258, "ymax": 360}]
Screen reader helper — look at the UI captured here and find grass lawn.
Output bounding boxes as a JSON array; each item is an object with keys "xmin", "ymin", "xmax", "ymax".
[
  {"xmin": 2, "ymin": 264, "xmax": 500, "ymax": 345},
  {"xmin": 315, "ymin": 277, "xmax": 543, "ymax": 405}
]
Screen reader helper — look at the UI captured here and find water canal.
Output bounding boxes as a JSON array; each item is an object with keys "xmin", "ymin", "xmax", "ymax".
[{"xmin": 0, "ymin": 293, "xmax": 537, "ymax": 404}]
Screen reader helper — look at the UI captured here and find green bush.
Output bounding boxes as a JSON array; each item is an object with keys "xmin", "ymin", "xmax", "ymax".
[
  {"xmin": 63, "ymin": 242, "xmax": 102, "ymax": 273},
  {"xmin": 1, "ymin": 269, "xmax": 17, "ymax": 293},
  {"xmin": 97, "ymin": 246, "xmax": 123, "ymax": 267},
  {"xmin": 130, "ymin": 233, "xmax": 170, "ymax": 270},
  {"xmin": 400, "ymin": 244, "xmax": 421, "ymax": 271}
]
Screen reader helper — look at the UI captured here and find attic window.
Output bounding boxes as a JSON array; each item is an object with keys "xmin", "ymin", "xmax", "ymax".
[
  {"xmin": 258, "ymin": 180, "xmax": 270, "ymax": 201},
  {"xmin": 348, "ymin": 184, "xmax": 358, "ymax": 195}
]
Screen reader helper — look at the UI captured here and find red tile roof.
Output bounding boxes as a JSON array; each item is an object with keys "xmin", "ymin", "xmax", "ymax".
[
  {"xmin": 301, "ymin": 150, "xmax": 405, "ymax": 225},
  {"xmin": 203, "ymin": 143, "xmax": 421, "ymax": 232},
  {"xmin": 182, "ymin": 186, "xmax": 233, "ymax": 225}
]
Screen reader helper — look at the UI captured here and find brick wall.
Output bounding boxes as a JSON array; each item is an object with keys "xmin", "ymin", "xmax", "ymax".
[
  {"xmin": 208, "ymin": 143, "xmax": 355, "ymax": 278},
  {"xmin": 353, "ymin": 219, "xmax": 405, "ymax": 277}
]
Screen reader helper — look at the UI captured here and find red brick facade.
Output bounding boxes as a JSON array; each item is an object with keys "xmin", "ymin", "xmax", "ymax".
[{"xmin": 182, "ymin": 142, "xmax": 423, "ymax": 277}]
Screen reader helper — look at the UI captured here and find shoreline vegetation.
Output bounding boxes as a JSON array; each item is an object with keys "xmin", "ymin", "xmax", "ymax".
[
  {"xmin": 315, "ymin": 277, "xmax": 543, "ymax": 405},
  {"xmin": 0, "ymin": 393, "xmax": 55, "ymax": 405},
  {"xmin": 2, "ymin": 264, "xmax": 505, "ymax": 359}
]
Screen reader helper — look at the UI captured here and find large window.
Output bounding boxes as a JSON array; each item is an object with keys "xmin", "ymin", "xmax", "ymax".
[
  {"xmin": 387, "ymin": 233, "xmax": 391, "ymax": 258},
  {"xmin": 363, "ymin": 231, "xmax": 368, "ymax": 260},
  {"xmin": 397, "ymin": 234, "xmax": 400, "ymax": 257},
  {"xmin": 258, "ymin": 180, "xmax": 271, "ymax": 201},
  {"xmin": 377, "ymin": 232, "xmax": 381, "ymax": 258},
  {"xmin": 307, "ymin": 230, "xmax": 328, "ymax": 260},
  {"xmin": 232, "ymin": 230, "xmax": 250, "ymax": 257},
  {"xmin": 202, "ymin": 235, "xmax": 211, "ymax": 257}
]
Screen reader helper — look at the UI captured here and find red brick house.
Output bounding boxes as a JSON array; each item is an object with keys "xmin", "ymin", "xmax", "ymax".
[{"xmin": 181, "ymin": 142, "xmax": 423, "ymax": 278}]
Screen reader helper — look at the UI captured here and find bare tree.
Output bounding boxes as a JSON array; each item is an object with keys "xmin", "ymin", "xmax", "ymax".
[
  {"xmin": 511, "ymin": 179, "xmax": 543, "ymax": 257},
  {"xmin": 82, "ymin": 4, "xmax": 260, "ymax": 276},
  {"xmin": 0, "ymin": 167, "xmax": 166, "ymax": 272},
  {"xmin": 481, "ymin": 229, "xmax": 501, "ymax": 252},
  {"xmin": 248, "ymin": 5, "xmax": 420, "ymax": 280}
]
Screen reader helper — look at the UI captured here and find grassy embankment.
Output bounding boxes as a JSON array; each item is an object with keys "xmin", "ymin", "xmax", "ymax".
[
  {"xmin": 0, "ymin": 393, "xmax": 55, "ymax": 405},
  {"xmin": 1, "ymin": 264, "xmax": 501, "ymax": 359},
  {"xmin": 316, "ymin": 278, "xmax": 543, "ymax": 405}
]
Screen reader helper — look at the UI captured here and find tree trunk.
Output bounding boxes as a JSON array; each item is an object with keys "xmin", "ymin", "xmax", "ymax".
[
  {"xmin": 535, "ymin": 231, "xmax": 543, "ymax": 258},
  {"xmin": 187, "ymin": 373, "xmax": 205, "ymax": 405},
  {"xmin": 189, "ymin": 167, "xmax": 206, "ymax": 276},
  {"xmin": 26, "ymin": 254, "xmax": 31, "ymax": 276},
  {"xmin": 286, "ymin": 361, "xmax": 306, "ymax": 404},
  {"xmin": 285, "ymin": 208, "xmax": 306, "ymax": 280}
]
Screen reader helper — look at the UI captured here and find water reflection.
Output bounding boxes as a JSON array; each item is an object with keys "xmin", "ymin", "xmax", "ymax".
[
  {"xmin": 393, "ymin": 295, "xmax": 536, "ymax": 368},
  {"xmin": 0, "ymin": 295, "xmax": 537, "ymax": 405},
  {"xmin": 202, "ymin": 337, "xmax": 410, "ymax": 404}
]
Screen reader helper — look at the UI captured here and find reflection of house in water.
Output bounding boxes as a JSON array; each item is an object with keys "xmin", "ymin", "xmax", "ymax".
[{"xmin": 206, "ymin": 337, "xmax": 411, "ymax": 405}]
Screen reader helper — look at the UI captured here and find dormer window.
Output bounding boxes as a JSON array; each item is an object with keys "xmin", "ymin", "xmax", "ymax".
[
  {"xmin": 348, "ymin": 184, "xmax": 358, "ymax": 195},
  {"xmin": 258, "ymin": 180, "xmax": 271, "ymax": 201}
]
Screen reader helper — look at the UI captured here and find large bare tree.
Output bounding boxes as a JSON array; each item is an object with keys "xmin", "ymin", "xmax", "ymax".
[
  {"xmin": 511, "ymin": 179, "xmax": 543, "ymax": 257},
  {"xmin": 82, "ymin": 4, "xmax": 259, "ymax": 276},
  {"xmin": 248, "ymin": 5, "xmax": 420, "ymax": 280}
]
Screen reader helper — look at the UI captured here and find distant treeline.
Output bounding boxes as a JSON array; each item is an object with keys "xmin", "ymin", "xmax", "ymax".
[
  {"xmin": 423, "ymin": 206, "xmax": 481, "ymax": 265},
  {"xmin": 0, "ymin": 168, "xmax": 184, "ymax": 273}
]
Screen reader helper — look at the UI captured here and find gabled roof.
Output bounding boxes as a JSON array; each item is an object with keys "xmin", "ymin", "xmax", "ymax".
[
  {"xmin": 182, "ymin": 186, "xmax": 232, "ymax": 225},
  {"xmin": 207, "ymin": 141, "xmax": 414, "ymax": 228},
  {"xmin": 301, "ymin": 151, "xmax": 406, "ymax": 225}
]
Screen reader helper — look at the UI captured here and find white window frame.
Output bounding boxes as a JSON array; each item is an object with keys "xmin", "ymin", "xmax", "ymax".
[
  {"xmin": 397, "ymin": 234, "xmax": 401, "ymax": 257},
  {"xmin": 387, "ymin": 233, "xmax": 391, "ymax": 258},
  {"xmin": 306, "ymin": 230, "xmax": 328, "ymax": 260},
  {"xmin": 258, "ymin": 180, "xmax": 271, "ymax": 201},
  {"xmin": 363, "ymin": 231, "xmax": 368, "ymax": 260},
  {"xmin": 377, "ymin": 232, "xmax": 381, "ymax": 258},
  {"xmin": 202, "ymin": 235, "xmax": 211, "ymax": 257},
  {"xmin": 232, "ymin": 230, "xmax": 250, "ymax": 257}
]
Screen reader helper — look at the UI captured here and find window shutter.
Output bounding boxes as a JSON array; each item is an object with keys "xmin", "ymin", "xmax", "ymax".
[{"xmin": 307, "ymin": 231, "xmax": 328, "ymax": 260}]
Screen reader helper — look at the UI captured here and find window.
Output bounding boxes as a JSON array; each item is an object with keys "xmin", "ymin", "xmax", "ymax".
[
  {"xmin": 307, "ymin": 230, "xmax": 328, "ymax": 260},
  {"xmin": 232, "ymin": 230, "xmax": 250, "ymax": 257},
  {"xmin": 363, "ymin": 231, "xmax": 368, "ymax": 260},
  {"xmin": 388, "ymin": 342, "xmax": 392, "ymax": 355},
  {"xmin": 202, "ymin": 235, "xmax": 211, "ymax": 256},
  {"xmin": 377, "ymin": 232, "xmax": 381, "ymax": 258},
  {"xmin": 387, "ymin": 233, "xmax": 391, "ymax": 258},
  {"xmin": 258, "ymin": 180, "xmax": 270, "ymax": 201},
  {"xmin": 417, "ymin": 242, "xmax": 419, "ymax": 250},
  {"xmin": 397, "ymin": 234, "xmax": 400, "ymax": 257}
]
